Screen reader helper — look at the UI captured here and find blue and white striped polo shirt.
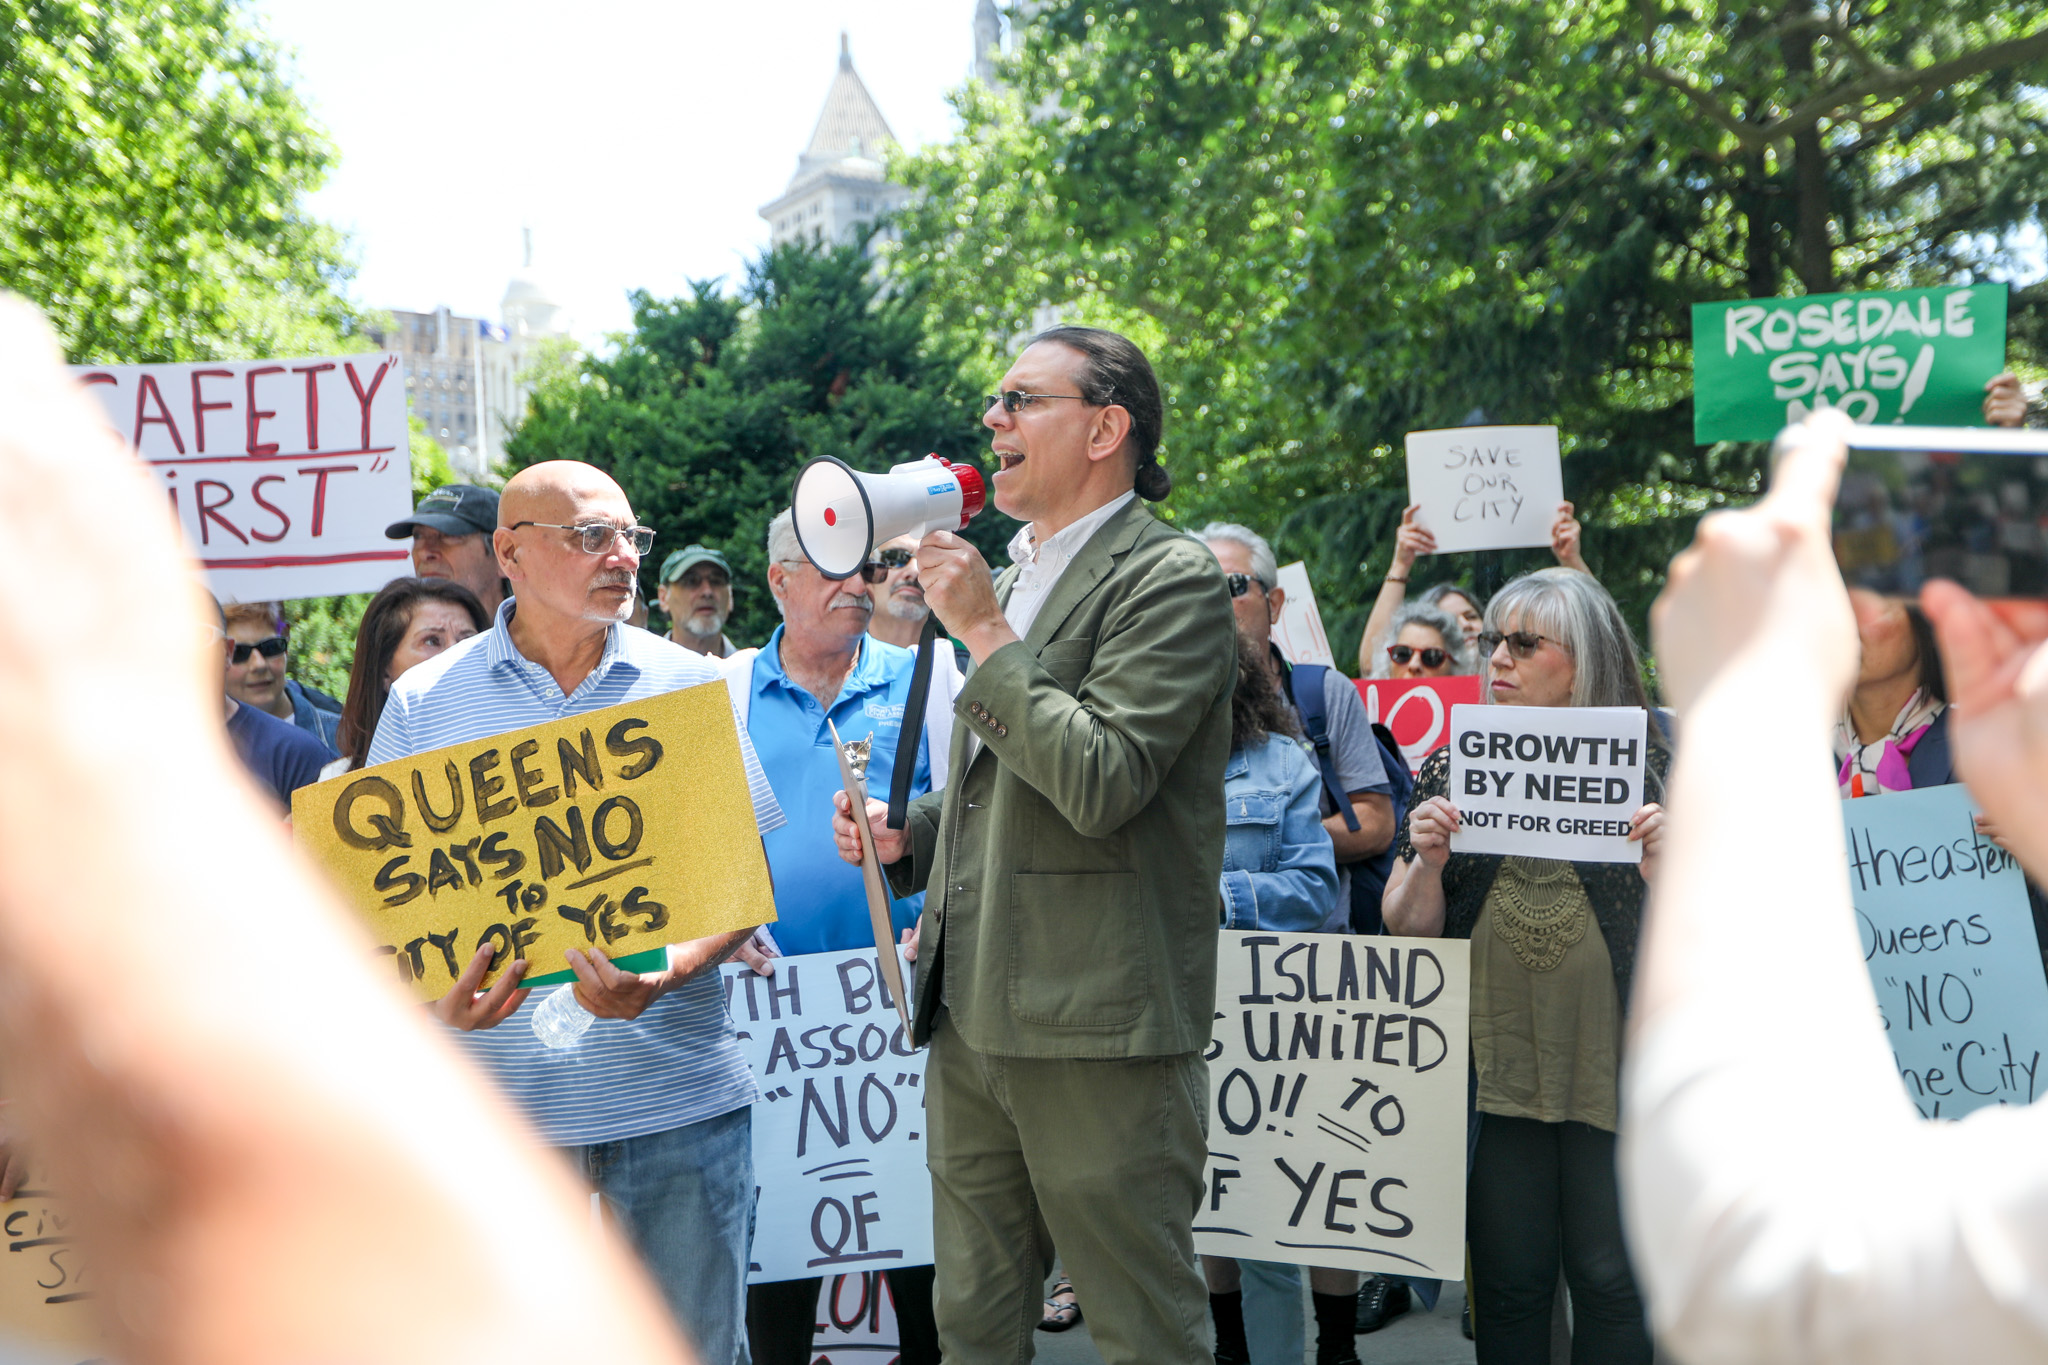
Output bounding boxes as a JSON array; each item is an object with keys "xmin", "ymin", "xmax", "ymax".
[{"xmin": 368, "ymin": 601, "xmax": 785, "ymax": 1145}]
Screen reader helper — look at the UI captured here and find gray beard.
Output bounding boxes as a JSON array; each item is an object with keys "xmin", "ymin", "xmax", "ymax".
[
  {"xmin": 882, "ymin": 594, "xmax": 929, "ymax": 623},
  {"xmin": 684, "ymin": 610, "xmax": 728, "ymax": 640}
]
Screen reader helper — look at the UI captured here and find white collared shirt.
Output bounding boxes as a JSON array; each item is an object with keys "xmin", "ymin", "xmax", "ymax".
[
  {"xmin": 1002, "ymin": 490, "xmax": 1137, "ymax": 640},
  {"xmin": 959, "ymin": 491, "xmax": 1137, "ymax": 776}
]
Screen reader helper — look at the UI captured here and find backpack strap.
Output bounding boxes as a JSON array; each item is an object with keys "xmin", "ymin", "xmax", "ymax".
[{"xmin": 1286, "ymin": 661, "xmax": 1360, "ymax": 833}]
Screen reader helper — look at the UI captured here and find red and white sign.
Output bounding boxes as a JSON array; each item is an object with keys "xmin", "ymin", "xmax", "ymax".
[
  {"xmin": 71, "ymin": 355, "xmax": 414, "ymax": 602},
  {"xmin": 1356, "ymin": 675, "xmax": 1484, "ymax": 772}
]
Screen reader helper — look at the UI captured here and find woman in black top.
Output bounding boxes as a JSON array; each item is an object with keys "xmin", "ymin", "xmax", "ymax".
[{"xmin": 1383, "ymin": 567, "xmax": 1668, "ymax": 1365}]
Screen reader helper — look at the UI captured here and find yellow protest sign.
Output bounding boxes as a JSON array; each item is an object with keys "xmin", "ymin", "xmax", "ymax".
[
  {"xmin": 0, "ymin": 1180, "xmax": 99, "ymax": 1360},
  {"xmin": 294, "ymin": 682, "xmax": 775, "ymax": 1000}
]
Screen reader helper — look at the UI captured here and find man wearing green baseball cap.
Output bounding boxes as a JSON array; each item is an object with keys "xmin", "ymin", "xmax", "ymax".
[{"xmin": 658, "ymin": 544, "xmax": 739, "ymax": 657}]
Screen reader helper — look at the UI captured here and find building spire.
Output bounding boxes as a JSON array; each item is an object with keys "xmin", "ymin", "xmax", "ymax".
[
  {"xmin": 839, "ymin": 30, "xmax": 851, "ymax": 68},
  {"xmin": 974, "ymin": 0, "xmax": 1000, "ymax": 83},
  {"xmin": 522, "ymin": 225, "xmax": 533, "ymax": 270}
]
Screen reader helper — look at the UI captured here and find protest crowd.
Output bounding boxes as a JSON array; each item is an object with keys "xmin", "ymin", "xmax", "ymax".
[{"xmin": 10, "ymin": 250, "xmax": 2048, "ymax": 1365}]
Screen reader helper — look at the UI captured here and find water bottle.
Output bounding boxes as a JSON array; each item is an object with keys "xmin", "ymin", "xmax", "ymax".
[{"xmin": 531, "ymin": 984, "xmax": 595, "ymax": 1052}]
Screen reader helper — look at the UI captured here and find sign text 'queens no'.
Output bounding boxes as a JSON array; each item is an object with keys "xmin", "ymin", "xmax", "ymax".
[
  {"xmin": 1844, "ymin": 784, "xmax": 2048, "ymax": 1121},
  {"xmin": 71, "ymin": 354, "xmax": 414, "ymax": 601},
  {"xmin": 293, "ymin": 685, "xmax": 775, "ymax": 999}
]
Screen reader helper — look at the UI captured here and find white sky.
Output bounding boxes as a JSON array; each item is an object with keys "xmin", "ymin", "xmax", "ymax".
[{"xmin": 252, "ymin": 0, "xmax": 978, "ymax": 343}]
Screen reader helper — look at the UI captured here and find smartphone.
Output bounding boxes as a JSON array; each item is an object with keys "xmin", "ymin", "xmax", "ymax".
[{"xmin": 1832, "ymin": 424, "xmax": 2048, "ymax": 604}]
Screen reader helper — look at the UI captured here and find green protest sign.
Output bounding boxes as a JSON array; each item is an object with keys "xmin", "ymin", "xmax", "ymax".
[{"xmin": 1691, "ymin": 285, "xmax": 2006, "ymax": 443}]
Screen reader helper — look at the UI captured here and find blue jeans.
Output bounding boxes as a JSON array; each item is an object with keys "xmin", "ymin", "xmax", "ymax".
[
  {"xmin": 563, "ymin": 1105, "xmax": 755, "ymax": 1365},
  {"xmin": 1239, "ymin": 1259, "xmax": 1306, "ymax": 1364}
]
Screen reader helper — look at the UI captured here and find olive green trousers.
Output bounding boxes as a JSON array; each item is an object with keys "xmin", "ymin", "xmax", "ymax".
[{"xmin": 924, "ymin": 1011, "xmax": 1215, "ymax": 1365}]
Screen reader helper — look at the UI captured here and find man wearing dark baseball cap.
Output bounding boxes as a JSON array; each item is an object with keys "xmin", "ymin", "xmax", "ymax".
[
  {"xmin": 386, "ymin": 484, "xmax": 510, "ymax": 620},
  {"xmin": 657, "ymin": 544, "xmax": 739, "ymax": 658}
]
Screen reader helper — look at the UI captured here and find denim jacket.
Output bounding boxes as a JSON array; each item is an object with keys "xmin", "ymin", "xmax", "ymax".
[{"xmin": 1219, "ymin": 732, "xmax": 1340, "ymax": 931}]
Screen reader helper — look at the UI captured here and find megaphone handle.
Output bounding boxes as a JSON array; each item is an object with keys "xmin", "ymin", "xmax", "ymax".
[{"xmin": 887, "ymin": 614, "xmax": 941, "ymax": 829}]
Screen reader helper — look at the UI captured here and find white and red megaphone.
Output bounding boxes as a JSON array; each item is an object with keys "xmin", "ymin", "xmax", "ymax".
[{"xmin": 791, "ymin": 454, "xmax": 987, "ymax": 580}]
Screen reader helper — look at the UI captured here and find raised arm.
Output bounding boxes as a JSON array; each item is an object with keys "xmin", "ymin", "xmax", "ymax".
[
  {"xmin": 1624, "ymin": 410, "xmax": 2048, "ymax": 1364},
  {"xmin": 1357, "ymin": 503, "xmax": 1432, "ymax": 673},
  {"xmin": 0, "ymin": 297, "xmax": 690, "ymax": 1365}
]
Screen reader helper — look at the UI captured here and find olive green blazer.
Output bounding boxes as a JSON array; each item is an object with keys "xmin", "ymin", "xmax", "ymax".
[{"xmin": 885, "ymin": 497, "xmax": 1237, "ymax": 1057}]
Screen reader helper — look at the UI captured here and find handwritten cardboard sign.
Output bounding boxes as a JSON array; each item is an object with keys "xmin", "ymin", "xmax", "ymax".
[
  {"xmin": 294, "ymin": 684, "xmax": 775, "ymax": 1000},
  {"xmin": 724, "ymin": 948, "xmax": 931, "ymax": 1283},
  {"xmin": 1196, "ymin": 931, "xmax": 1469, "ymax": 1278},
  {"xmin": 1446, "ymin": 704, "xmax": 1647, "ymax": 862},
  {"xmin": 1404, "ymin": 425, "xmax": 1563, "ymax": 554},
  {"xmin": 811, "ymin": 1272, "xmax": 905, "ymax": 1358},
  {"xmin": 1843, "ymin": 785, "xmax": 2048, "ymax": 1120},
  {"xmin": 1272, "ymin": 561, "xmax": 1338, "ymax": 669},
  {"xmin": 1692, "ymin": 285, "xmax": 2006, "ymax": 443},
  {"xmin": 0, "ymin": 1180, "xmax": 98, "ymax": 1361},
  {"xmin": 71, "ymin": 354, "xmax": 414, "ymax": 602},
  {"xmin": 1356, "ymin": 677, "xmax": 1484, "ymax": 773}
]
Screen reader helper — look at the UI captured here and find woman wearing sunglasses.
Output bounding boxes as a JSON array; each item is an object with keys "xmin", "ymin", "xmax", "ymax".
[
  {"xmin": 1372, "ymin": 601, "xmax": 1474, "ymax": 679},
  {"xmin": 322, "ymin": 577, "xmax": 490, "ymax": 779},
  {"xmin": 1382, "ymin": 567, "xmax": 1667, "ymax": 1365}
]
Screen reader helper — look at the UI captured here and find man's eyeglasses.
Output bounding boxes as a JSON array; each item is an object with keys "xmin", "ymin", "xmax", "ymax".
[
  {"xmin": 1476, "ymin": 630, "xmax": 1560, "ymax": 660},
  {"xmin": 778, "ymin": 557, "xmax": 895, "ymax": 585},
  {"xmin": 874, "ymin": 547, "xmax": 914, "ymax": 572},
  {"xmin": 1387, "ymin": 644, "xmax": 1450, "ymax": 669},
  {"xmin": 510, "ymin": 521, "xmax": 656, "ymax": 555},
  {"xmin": 986, "ymin": 390, "xmax": 1087, "ymax": 414},
  {"xmin": 229, "ymin": 635, "xmax": 288, "ymax": 664},
  {"xmin": 1225, "ymin": 572, "xmax": 1267, "ymax": 599}
]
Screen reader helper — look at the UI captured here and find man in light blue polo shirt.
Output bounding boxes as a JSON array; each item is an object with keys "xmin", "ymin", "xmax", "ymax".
[
  {"xmin": 369, "ymin": 460, "xmax": 784, "ymax": 1365},
  {"xmin": 725, "ymin": 509, "xmax": 945, "ymax": 1365}
]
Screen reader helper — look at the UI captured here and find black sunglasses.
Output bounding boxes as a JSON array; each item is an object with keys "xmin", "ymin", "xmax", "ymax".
[
  {"xmin": 1476, "ymin": 630, "xmax": 1559, "ymax": 660},
  {"xmin": 986, "ymin": 390, "xmax": 1087, "ymax": 414},
  {"xmin": 853, "ymin": 548, "xmax": 915, "ymax": 585},
  {"xmin": 1225, "ymin": 572, "xmax": 1266, "ymax": 599},
  {"xmin": 230, "ymin": 635, "xmax": 288, "ymax": 664},
  {"xmin": 1387, "ymin": 644, "xmax": 1450, "ymax": 669}
]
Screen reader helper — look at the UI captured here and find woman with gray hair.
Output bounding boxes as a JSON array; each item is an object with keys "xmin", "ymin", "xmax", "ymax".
[
  {"xmin": 1382, "ymin": 567, "xmax": 1667, "ymax": 1365},
  {"xmin": 1371, "ymin": 600, "xmax": 1474, "ymax": 678}
]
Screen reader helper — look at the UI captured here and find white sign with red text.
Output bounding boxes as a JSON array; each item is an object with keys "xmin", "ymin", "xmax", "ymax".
[
  {"xmin": 1272, "ymin": 561, "xmax": 1337, "ymax": 669},
  {"xmin": 1356, "ymin": 677, "xmax": 1485, "ymax": 773},
  {"xmin": 71, "ymin": 355, "xmax": 414, "ymax": 601}
]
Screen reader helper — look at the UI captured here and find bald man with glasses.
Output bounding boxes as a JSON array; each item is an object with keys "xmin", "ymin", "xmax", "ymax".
[{"xmin": 368, "ymin": 459, "xmax": 786, "ymax": 1365}]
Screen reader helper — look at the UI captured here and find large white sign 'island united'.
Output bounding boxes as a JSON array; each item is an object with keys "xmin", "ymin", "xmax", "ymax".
[
  {"xmin": 72, "ymin": 355, "xmax": 414, "ymax": 602},
  {"xmin": 1196, "ymin": 932, "xmax": 1471, "ymax": 1278}
]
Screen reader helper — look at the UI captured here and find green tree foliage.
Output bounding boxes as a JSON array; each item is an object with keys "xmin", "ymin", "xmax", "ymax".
[
  {"xmin": 506, "ymin": 240, "xmax": 992, "ymax": 647},
  {"xmin": 893, "ymin": 1, "xmax": 2048, "ymax": 664},
  {"xmin": 0, "ymin": 0, "xmax": 360, "ymax": 361}
]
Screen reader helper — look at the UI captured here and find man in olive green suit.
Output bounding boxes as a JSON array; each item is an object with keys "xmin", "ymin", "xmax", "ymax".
[{"xmin": 834, "ymin": 327, "xmax": 1236, "ymax": 1364}]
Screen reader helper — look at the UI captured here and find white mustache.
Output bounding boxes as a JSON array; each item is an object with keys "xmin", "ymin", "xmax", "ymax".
[{"xmin": 830, "ymin": 593, "xmax": 873, "ymax": 612}]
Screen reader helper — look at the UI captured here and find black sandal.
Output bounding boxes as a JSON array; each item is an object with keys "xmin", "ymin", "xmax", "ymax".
[{"xmin": 1038, "ymin": 1277, "xmax": 1082, "ymax": 1333}]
